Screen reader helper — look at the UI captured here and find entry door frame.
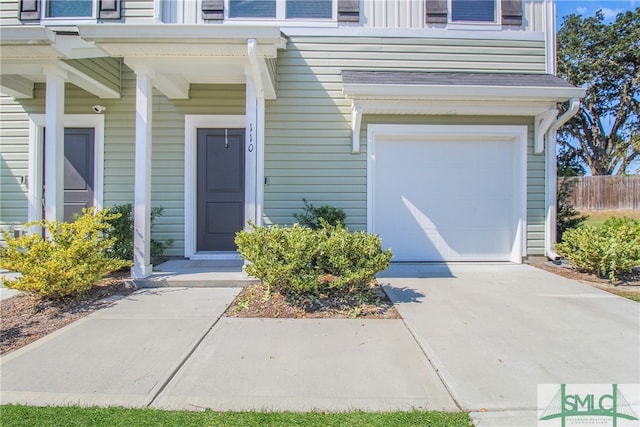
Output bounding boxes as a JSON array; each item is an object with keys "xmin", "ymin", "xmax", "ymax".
[
  {"xmin": 184, "ymin": 115, "xmax": 252, "ymax": 259},
  {"xmin": 27, "ymin": 114, "xmax": 105, "ymax": 227}
]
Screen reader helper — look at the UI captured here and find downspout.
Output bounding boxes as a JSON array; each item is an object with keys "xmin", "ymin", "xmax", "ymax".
[{"xmin": 545, "ymin": 97, "xmax": 580, "ymax": 261}]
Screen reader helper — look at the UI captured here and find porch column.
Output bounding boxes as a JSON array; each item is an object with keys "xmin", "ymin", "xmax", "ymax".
[
  {"xmin": 246, "ymin": 39, "xmax": 266, "ymax": 226},
  {"xmin": 132, "ymin": 69, "xmax": 154, "ymax": 278},
  {"xmin": 245, "ymin": 74, "xmax": 258, "ymax": 225},
  {"xmin": 44, "ymin": 66, "xmax": 66, "ymax": 223}
]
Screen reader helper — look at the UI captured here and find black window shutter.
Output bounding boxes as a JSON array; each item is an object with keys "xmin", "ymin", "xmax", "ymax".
[
  {"xmin": 202, "ymin": 0, "xmax": 224, "ymax": 20},
  {"xmin": 337, "ymin": 0, "xmax": 359, "ymax": 22},
  {"xmin": 98, "ymin": 0, "xmax": 121, "ymax": 19},
  {"xmin": 19, "ymin": 0, "xmax": 40, "ymax": 20},
  {"xmin": 425, "ymin": 0, "xmax": 447, "ymax": 23},
  {"xmin": 501, "ymin": 0, "xmax": 522, "ymax": 25}
]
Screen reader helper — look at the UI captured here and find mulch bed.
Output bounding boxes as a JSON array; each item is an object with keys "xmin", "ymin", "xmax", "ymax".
[
  {"xmin": 225, "ymin": 281, "xmax": 400, "ymax": 319},
  {"xmin": 530, "ymin": 260, "xmax": 640, "ymax": 296},
  {"xmin": 0, "ymin": 272, "xmax": 135, "ymax": 356}
]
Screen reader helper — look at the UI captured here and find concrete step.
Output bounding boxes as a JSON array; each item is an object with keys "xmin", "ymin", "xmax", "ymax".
[{"xmin": 129, "ymin": 259, "xmax": 260, "ymax": 288}]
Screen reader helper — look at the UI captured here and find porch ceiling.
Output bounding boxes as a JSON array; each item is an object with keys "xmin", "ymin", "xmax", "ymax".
[{"xmin": 78, "ymin": 25, "xmax": 286, "ymax": 100}]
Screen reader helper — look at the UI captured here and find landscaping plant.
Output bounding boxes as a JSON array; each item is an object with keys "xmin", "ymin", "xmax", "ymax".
[
  {"xmin": 0, "ymin": 208, "xmax": 132, "ymax": 299},
  {"xmin": 555, "ymin": 217, "xmax": 640, "ymax": 282},
  {"xmin": 104, "ymin": 203, "xmax": 173, "ymax": 261},
  {"xmin": 235, "ymin": 221, "xmax": 392, "ymax": 296},
  {"xmin": 293, "ymin": 198, "xmax": 347, "ymax": 229}
]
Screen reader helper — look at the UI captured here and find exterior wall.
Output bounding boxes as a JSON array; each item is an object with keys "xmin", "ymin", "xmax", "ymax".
[
  {"xmin": 0, "ymin": 66, "xmax": 245, "ymax": 255},
  {"xmin": 64, "ymin": 58, "xmax": 122, "ymax": 96},
  {"xmin": 263, "ymin": 35, "xmax": 547, "ymax": 254},
  {"xmin": 0, "ymin": 94, "xmax": 30, "ymax": 233}
]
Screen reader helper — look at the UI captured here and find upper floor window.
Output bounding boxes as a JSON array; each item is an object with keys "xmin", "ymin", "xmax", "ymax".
[
  {"xmin": 229, "ymin": 0, "xmax": 332, "ymax": 19},
  {"xmin": 47, "ymin": 0, "xmax": 94, "ymax": 18},
  {"xmin": 451, "ymin": 0, "xmax": 495, "ymax": 23}
]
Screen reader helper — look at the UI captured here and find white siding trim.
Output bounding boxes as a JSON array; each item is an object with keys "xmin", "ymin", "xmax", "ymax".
[
  {"xmin": 184, "ymin": 115, "xmax": 247, "ymax": 259},
  {"xmin": 28, "ymin": 114, "xmax": 105, "ymax": 229},
  {"xmin": 367, "ymin": 124, "xmax": 527, "ymax": 263}
]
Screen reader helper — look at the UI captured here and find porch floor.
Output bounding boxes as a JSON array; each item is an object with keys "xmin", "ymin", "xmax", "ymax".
[{"xmin": 131, "ymin": 259, "xmax": 259, "ymax": 288}]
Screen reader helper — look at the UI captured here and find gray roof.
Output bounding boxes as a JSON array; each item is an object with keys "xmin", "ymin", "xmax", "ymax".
[{"xmin": 341, "ymin": 71, "xmax": 576, "ymax": 88}]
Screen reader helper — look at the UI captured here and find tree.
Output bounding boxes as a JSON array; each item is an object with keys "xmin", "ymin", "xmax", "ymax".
[{"xmin": 557, "ymin": 8, "xmax": 640, "ymax": 175}]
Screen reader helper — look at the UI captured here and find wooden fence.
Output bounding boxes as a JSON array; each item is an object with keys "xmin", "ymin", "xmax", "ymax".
[{"xmin": 564, "ymin": 175, "xmax": 640, "ymax": 210}]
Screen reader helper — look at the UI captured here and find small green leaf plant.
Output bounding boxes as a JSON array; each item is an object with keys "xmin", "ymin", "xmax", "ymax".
[
  {"xmin": 555, "ymin": 217, "xmax": 640, "ymax": 282},
  {"xmin": 293, "ymin": 198, "xmax": 347, "ymax": 230},
  {"xmin": 0, "ymin": 208, "xmax": 132, "ymax": 299},
  {"xmin": 103, "ymin": 203, "xmax": 173, "ymax": 261}
]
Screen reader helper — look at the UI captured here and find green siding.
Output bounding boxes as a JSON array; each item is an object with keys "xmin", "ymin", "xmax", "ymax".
[
  {"xmin": 264, "ymin": 35, "xmax": 548, "ymax": 255},
  {"xmin": 0, "ymin": 94, "xmax": 29, "ymax": 234},
  {"xmin": 64, "ymin": 58, "xmax": 122, "ymax": 96}
]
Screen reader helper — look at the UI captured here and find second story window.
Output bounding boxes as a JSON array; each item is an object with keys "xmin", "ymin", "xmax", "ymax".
[
  {"xmin": 229, "ymin": 0, "xmax": 333, "ymax": 20},
  {"xmin": 451, "ymin": 0, "xmax": 495, "ymax": 23},
  {"xmin": 229, "ymin": 0, "xmax": 276, "ymax": 18},
  {"xmin": 47, "ymin": 0, "xmax": 94, "ymax": 18}
]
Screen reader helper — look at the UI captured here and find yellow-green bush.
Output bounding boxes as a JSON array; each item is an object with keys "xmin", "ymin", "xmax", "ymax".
[
  {"xmin": 0, "ymin": 208, "xmax": 132, "ymax": 299},
  {"xmin": 235, "ymin": 221, "xmax": 392, "ymax": 296},
  {"xmin": 556, "ymin": 217, "xmax": 640, "ymax": 282}
]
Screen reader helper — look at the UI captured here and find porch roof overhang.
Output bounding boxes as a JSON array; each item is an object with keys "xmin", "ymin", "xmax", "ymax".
[
  {"xmin": 0, "ymin": 26, "xmax": 119, "ymax": 99},
  {"xmin": 78, "ymin": 25, "xmax": 288, "ymax": 99},
  {"xmin": 342, "ymin": 71, "xmax": 586, "ymax": 153}
]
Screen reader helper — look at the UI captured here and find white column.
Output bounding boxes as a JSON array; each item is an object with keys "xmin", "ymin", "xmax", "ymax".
[
  {"xmin": 132, "ymin": 69, "xmax": 154, "ymax": 279},
  {"xmin": 44, "ymin": 67, "xmax": 66, "ymax": 223},
  {"xmin": 244, "ymin": 73, "xmax": 258, "ymax": 226},
  {"xmin": 255, "ymin": 95, "xmax": 265, "ymax": 227}
]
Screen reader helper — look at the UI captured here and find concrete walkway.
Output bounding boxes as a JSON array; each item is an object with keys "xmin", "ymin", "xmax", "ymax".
[{"xmin": 1, "ymin": 263, "xmax": 638, "ymax": 426}]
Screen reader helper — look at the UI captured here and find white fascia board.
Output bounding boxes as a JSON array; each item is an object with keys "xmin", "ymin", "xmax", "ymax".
[
  {"xmin": 78, "ymin": 25, "xmax": 286, "ymax": 45},
  {"xmin": 0, "ymin": 27, "xmax": 55, "ymax": 44},
  {"xmin": 353, "ymin": 99, "xmax": 559, "ymax": 117},
  {"xmin": 343, "ymin": 83, "xmax": 586, "ymax": 103}
]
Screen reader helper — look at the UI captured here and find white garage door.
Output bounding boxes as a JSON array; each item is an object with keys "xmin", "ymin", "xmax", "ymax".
[{"xmin": 369, "ymin": 125, "xmax": 526, "ymax": 263}]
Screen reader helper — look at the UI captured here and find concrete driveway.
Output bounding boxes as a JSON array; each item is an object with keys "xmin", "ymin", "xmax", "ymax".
[{"xmin": 379, "ymin": 263, "xmax": 640, "ymax": 426}]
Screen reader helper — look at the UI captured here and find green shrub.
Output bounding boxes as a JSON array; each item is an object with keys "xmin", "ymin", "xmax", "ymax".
[
  {"xmin": 317, "ymin": 223, "xmax": 393, "ymax": 293},
  {"xmin": 0, "ymin": 208, "xmax": 132, "ymax": 299},
  {"xmin": 104, "ymin": 203, "xmax": 173, "ymax": 261},
  {"xmin": 235, "ymin": 222, "xmax": 392, "ymax": 296},
  {"xmin": 293, "ymin": 198, "xmax": 347, "ymax": 230},
  {"xmin": 555, "ymin": 217, "xmax": 640, "ymax": 281}
]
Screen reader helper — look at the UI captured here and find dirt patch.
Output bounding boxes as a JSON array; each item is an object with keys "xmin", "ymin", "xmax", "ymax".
[
  {"xmin": 0, "ymin": 273, "xmax": 135, "ymax": 355},
  {"xmin": 226, "ymin": 281, "xmax": 400, "ymax": 319},
  {"xmin": 530, "ymin": 260, "xmax": 640, "ymax": 300}
]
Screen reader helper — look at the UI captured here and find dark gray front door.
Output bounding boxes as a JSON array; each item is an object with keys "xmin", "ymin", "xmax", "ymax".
[
  {"xmin": 197, "ymin": 128, "xmax": 245, "ymax": 251},
  {"xmin": 44, "ymin": 128, "xmax": 95, "ymax": 222}
]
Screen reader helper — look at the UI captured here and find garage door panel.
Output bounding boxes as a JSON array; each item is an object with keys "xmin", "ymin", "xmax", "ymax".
[{"xmin": 372, "ymin": 129, "xmax": 523, "ymax": 262}]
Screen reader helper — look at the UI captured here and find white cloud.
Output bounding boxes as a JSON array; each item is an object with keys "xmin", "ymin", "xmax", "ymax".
[
  {"xmin": 576, "ymin": 6, "xmax": 588, "ymax": 14},
  {"xmin": 600, "ymin": 7, "xmax": 623, "ymax": 19}
]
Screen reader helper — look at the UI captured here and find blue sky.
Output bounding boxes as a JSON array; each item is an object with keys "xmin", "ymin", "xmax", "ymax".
[{"xmin": 556, "ymin": 0, "xmax": 637, "ymax": 28}]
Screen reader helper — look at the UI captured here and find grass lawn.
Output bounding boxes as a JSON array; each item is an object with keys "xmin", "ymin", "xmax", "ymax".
[
  {"xmin": 580, "ymin": 210, "xmax": 640, "ymax": 227},
  {"xmin": 0, "ymin": 406, "xmax": 470, "ymax": 427}
]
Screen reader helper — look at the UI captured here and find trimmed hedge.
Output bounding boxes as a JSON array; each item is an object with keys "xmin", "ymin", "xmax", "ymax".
[
  {"xmin": 556, "ymin": 217, "xmax": 640, "ymax": 281},
  {"xmin": 235, "ymin": 222, "xmax": 392, "ymax": 296}
]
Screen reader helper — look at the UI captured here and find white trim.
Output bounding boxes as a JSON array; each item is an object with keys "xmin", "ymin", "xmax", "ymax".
[
  {"xmin": 27, "ymin": 114, "xmax": 105, "ymax": 226},
  {"xmin": 281, "ymin": 27, "xmax": 544, "ymax": 40},
  {"xmin": 343, "ymin": 83, "xmax": 585, "ymax": 102},
  {"xmin": 184, "ymin": 115, "xmax": 247, "ymax": 259},
  {"xmin": 367, "ymin": 124, "xmax": 527, "ymax": 263},
  {"xmin": 544, "ymin": 0, "xmax": 557, "ymax": 75}
]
